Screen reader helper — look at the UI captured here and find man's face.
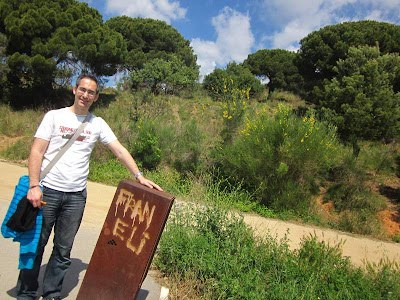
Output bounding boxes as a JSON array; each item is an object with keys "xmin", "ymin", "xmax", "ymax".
[{"xmin": 72, "ymin": 78, "xmax": 99, "ymax": 111}]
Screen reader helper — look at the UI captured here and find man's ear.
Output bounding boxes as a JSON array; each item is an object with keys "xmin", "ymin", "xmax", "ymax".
[
  {"xmin": 73, "ymin": 86, "xmax": 77, "ymax": 95},
  {"xmin": 93, "ymin": 93, "xmax": 99, "ymax": 102}
]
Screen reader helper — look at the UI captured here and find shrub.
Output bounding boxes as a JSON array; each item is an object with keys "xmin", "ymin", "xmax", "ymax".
[
  {"xmin": 130, "ymin": 56, "xmax": 199, "ymax": 95},
  {"xmin": 129, "ymin": 118, "xmax": 162, "ymax": 170},
  {"xmin": 218, "ymin": 104, "xmax": 341, "ymax": 214},
  {"xmin": 315, "ymin": 46, "xmax": 400, "ymax": 141},
  {"xmin": 173, "ymin": 119, "xmax": 205, "ymax": 174},
  {"xmin": 219, "ymin": 84, "xmax": 249, "ymax": 144},
  {"xmin": 324, "ymin": 151, "xmax": 387, "ymax": 235},
  {"xmin": 203, "ymin": 62, "xmax": 264, "ymax": 100},
  {"xmin": 357, "ymin": 141, "xmax": 399, "ymax": 176},
  {"xmin": 156, "ymin": 204, "xmax": 400, "ymax": 299}
]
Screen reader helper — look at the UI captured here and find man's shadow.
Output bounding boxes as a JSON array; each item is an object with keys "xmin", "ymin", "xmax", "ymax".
[
  {"xmin": 7, "ymin": 258, "xmax": 88, "ymax": 299},
  {"xmin": 7, "ymin": 258, "xmax": 151, "ymax": 299}
]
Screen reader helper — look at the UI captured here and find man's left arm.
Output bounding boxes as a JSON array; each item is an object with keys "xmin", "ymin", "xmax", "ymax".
[{"xmin": 107, "ymin": 140, "xmax": 163, "ymax": 191}]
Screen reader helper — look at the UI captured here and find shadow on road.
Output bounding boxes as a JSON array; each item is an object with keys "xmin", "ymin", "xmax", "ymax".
[{"xmin": 6, "ymin": 258, "xmax": 88, "ymax": 299}]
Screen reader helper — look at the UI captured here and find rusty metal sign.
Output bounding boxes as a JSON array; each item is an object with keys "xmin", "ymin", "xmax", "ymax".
[{"xmin": 77, "ymin": 180, "xmax": 175, "ymax": 300}]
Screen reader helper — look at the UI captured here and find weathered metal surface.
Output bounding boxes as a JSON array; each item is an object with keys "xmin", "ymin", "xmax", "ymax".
[{"xmin": 77, "ymin": 180, "xmax": 175, "ymax": 300}]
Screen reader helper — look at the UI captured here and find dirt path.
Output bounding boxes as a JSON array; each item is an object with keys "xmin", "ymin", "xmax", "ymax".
[{"xmin": 1, "ymin": 161, "xmax": 399, "ymax": 268}]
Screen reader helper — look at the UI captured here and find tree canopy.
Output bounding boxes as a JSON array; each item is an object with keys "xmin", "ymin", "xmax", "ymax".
[
  {"xmin": 0, "ymin": 32, "xmax": 8, "ymax": 100},
  {"xmin": 297, "ymin": 20, "xmax": 400, "ymax": 101},
  {"xmin": 315, "ymin": 45, "xmax": 400, "ymax": 141},
  {"xmin": 244, "ymin": 49, "xmax": 303, "ymax": 94},
  {"xmin": 105, "ymin": 16, "xmax": 198, "ymax": 72},
  {"xmin": 203, "ymin": 62, "xmax": 264, "ymax": 100},
  {"xmin": 130, "ymin": 56, "xmax": 199, "ymax": 95},
  {"xmin": 0, "ymin": 0, "xmax": 127, "ymax": 107}
]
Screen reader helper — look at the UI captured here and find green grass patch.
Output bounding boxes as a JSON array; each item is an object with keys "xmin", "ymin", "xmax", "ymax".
[
  {"xmin": 0, "ymin": 104, "xmax": 43, "ymax": 137},
  {"xmin": 156, "ymin": 204, "xmax": 400, "ymax": 299},
  {"xmin": 0, "ymin": 136, "xmax": 32, "ymax": 160}
]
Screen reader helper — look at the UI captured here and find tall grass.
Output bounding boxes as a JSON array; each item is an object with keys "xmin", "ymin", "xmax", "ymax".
[
  {"xmin": 0, "ymin": 104, "xmax": 43, "ymax": 137},
  {"xmin": 156, "ymin": 204, "xmax": 400, "ymax": 299}
]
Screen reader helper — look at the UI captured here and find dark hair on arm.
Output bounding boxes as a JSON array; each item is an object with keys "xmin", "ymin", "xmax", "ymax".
[{"xmin": 76, "ymin": 73, "xmax": 100, "ymax": 94}]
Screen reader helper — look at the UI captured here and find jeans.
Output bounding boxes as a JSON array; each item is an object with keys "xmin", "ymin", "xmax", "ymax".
[{"xmin": 16, "ymin": 186, "xmax": 87, "ymax": 300}]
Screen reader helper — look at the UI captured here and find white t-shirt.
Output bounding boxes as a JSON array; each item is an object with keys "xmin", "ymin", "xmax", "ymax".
[{"xmin": 34, "ymin": 108, "xmax": 117, "ymax": 192}]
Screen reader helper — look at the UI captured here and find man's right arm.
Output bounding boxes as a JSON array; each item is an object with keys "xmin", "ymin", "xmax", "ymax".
[{"xmin": 27, "ymin": 138, "xmax": 49, "ymax": 208}]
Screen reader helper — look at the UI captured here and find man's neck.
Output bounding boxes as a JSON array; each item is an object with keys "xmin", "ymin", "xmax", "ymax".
[{"xmin": 68, "ymin": 105, "xmax": 89, "ymax": 115}]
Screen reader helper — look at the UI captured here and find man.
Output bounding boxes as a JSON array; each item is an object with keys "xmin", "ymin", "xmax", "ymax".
[{"xmin": 17, "ymin": 73, "xmax": 162, "ymax": 300}]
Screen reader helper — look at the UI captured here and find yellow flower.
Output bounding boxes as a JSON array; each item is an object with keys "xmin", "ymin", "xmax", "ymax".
[{"xmin": 301, "ymin": 138, "xmax": 304, "ymax": 143}]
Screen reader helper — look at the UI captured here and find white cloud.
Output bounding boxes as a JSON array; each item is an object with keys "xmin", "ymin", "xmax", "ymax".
[
  {"xmin": 260, "ymin": 0, "xmax": 400, "ymax": 50},
  {"xmin": 105, "ymin": 0, "xmax": 186, "ymax": 23},
  {"xmin": 191, "ymin": 7, "xmax": 254, "ymax": 78}
]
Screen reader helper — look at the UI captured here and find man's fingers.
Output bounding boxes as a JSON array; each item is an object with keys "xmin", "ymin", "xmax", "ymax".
[
  {"xmin": 152, "ymin": 183, "xmax": 163, "ymax": 191},
  {"xmin": 138, "ymin": 178, "xmax": 163, "ymax": 192}
]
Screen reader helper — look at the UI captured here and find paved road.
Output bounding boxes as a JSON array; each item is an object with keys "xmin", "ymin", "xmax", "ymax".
[{"xmin": 0, "ymin": 161, "xmax": 168, "ymax": 300}]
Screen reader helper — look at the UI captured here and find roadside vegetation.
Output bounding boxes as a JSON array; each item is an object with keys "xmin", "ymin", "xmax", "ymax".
[{"xmin": 156, "ymin": 204, "xmax": 400, "ymax": 299}]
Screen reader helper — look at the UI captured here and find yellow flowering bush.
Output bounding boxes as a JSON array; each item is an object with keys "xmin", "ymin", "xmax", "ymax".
[
  {"xmin": 220, "ymin": 104, "xmax": 342, "ymax": 213},
  {"xmin": 218, "ymin": 78, "xmax": 249, "ymax": 143}
]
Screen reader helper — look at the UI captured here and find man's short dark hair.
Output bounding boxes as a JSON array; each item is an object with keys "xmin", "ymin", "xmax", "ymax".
[{"xmin": 76, "ymin": 73, "xmax": 99, "ymax": 94}]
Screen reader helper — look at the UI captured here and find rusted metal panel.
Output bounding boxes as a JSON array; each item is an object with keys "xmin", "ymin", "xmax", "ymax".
[{"xmin": 77, "ymin": 180, "xmax": 175, "ymax": 300}]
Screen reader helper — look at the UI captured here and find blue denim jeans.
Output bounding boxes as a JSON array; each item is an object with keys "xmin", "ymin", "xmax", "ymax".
[{"xmin": 16, "ymin": 186, "xmax": 87, "ymax": 300}]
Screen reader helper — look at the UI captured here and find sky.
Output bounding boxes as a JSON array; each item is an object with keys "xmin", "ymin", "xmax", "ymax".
[{"xmin": 81, "ymin": 0, "xmax": 400, "ymax": 79}]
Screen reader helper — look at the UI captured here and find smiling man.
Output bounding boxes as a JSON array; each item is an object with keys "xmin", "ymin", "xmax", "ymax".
[{"xmin": 17, "ymin": 73, "xmax": 162, "ymax": 300}]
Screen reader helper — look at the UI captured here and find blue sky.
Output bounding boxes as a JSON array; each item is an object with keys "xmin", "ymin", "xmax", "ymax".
[{"xmin": 81, "ymin": 0, "xmax": 400, "ymax": 78}]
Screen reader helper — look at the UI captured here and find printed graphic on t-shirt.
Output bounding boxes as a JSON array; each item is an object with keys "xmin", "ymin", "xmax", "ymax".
[{"xmin": 59, "ymin": 125, "xmax": 92, "ymax": 142}]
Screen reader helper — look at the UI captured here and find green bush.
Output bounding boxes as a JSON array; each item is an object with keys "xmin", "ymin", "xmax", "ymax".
[
  {"xmin": 156, "ymin": 204, "xmax": 400, "ymax": 299},
  {"xmin": 324, "ymin": 151, "xmax": 388, "ymax": 235},
  {"xmin": 88, "ymin": 158, "xmax": 131, "ymax": 185},
  {"xmin": 173, "ymin": 119, "xmax": 205, "ymax": 174},
  {"xmin": 130, "ymin": 56, "xmax": 198, "ymax": 95},
  {"xmin": 203, "ymin": 62, "xmax": 264, "ymax": 101},
  {"xmin": 219, "ymin": 85, "xmax": 249, "ymax": 144},
  {"xmin": 129, "ymin": 118, "xmax": 162, "ymax": 170},
  {"xmin": 338, "ymin": 209, "xmax": 383, "ymax": 236},
  {"xmin": 219, "ymin": 104, "xmax": 341, "ymax": 214},
  {"xmin": 315, "ymin": 46, "xmax": 400, "ymax": 141},
  {"xmin": 357, "ymin": 142, "xmax": 399, "ymax": 176}
]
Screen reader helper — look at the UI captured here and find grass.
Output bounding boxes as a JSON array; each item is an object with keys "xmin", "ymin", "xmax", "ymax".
[
  {"xmin": 156, "ymin": 203, "xmax": 400, "ymax": 299},
  {"xmin": 0, "ymin": 104, "xmax": 43, "ymax": 137}
]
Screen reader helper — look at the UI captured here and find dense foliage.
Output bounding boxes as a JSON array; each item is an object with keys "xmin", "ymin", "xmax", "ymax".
[
  {"xmin": 0, "ymin": 1, "xmax": 199, "ymax": 108},
  {"xmin": 315, "ymin": 46, "xmax": 400, "ymax": 141},
  {"xmin": 0, "ymin": 32, "xmax": 7, "ymax": 100},
  {"xmin": 105, "ymin": 16, "xmax": 198, "ymax": 72},
  {"xmin": 130, "ymin": 56, "xmax": 199, "ymax": 94},
  {"xmin": 156, "ymin": 204, "xmax": 400, "ymax": 299},
  {"xmin": 297, "ymin": 20, "xmax": 400, "ymax": 101},
  {"xmin": 203, "ymin": 62, "xmax": 264, "ymax": 100},
  {"xmin": 244, "ymin": 49, "xmax": 303, "ymax": 94},
  {"xmin": 218, "ymin": 104, "xmax": 341, "ymax": 213},
  {"xmin": 0, "ymin": 0, "xmax": 127, "ymax": 107}
]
